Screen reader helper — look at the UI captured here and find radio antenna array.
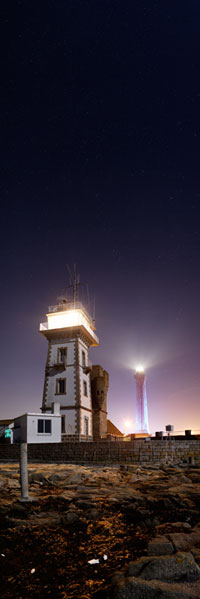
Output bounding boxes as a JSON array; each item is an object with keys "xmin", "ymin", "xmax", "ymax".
[{"xmin": 67, "ymin": 264, "xmax": 80, "ymax": 305}]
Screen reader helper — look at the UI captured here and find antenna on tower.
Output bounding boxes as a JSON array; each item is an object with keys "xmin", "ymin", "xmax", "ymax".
[
  {"xmin": 93, "ymin": 294, "xmax": 96, "ymax": 324},
  {"xmin": 86, "ymin": 283, "xmax": 91, "ymax": 315},
  {"xmin": 73, "ymin": 264, "xmax": 80, "ymax": 305},
  {"xmin": 67, "ymin": 264, "xmax": 80, "ymax": 306}
]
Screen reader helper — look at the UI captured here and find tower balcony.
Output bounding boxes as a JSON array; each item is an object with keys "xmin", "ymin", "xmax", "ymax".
[
  {"xmin": 54, "ymin": 361, "xmax": 67, "ymax": 368},
  {"xmin": 48, "ymin": 301, "xmax": 93, "ymax": 323},
  {"xmin": 40, "ymin": 322, "xmax": 48, "ymax": 331},
  {"xmin": 46, "ymin": 361, "xmax": 67, "ymax": 373},
  {"xmin": 39, "ymin": 307, "xmax": 99, "ymax": 347}
]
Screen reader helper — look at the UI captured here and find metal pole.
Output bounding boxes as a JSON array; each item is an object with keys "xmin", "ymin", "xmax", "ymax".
[{"xmin": 19, "ymin": 443, "xmax": 29, "ymax": 501}]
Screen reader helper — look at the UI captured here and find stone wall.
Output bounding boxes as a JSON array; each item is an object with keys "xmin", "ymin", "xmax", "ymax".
[{"xmin": 0, "ymin": 438, "xmax": 200, "ymax": 464}]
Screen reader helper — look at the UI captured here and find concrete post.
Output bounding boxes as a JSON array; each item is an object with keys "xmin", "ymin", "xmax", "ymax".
[{"xmin": 19, "ymin": 443, "xmax": 29, "ymax": 501}]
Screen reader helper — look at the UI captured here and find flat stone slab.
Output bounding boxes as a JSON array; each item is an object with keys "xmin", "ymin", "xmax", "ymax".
[
  {"xmin": 169, "ymin": 532, "xmax": 200, "ymax": 551},
  {"xmin": 127, "ymin": 552, "xmax": 200, "ymax": 582},
  {"xmin": 170, "ymin": 522, "xmax": 192, "ymax": 530},
  {"xmin": 147, "ymin": 535, "xmax": 174, "ymax": 555},
  {"xmin": 114, "ymin": 576, "xmax": 200, "ymax": 598}
]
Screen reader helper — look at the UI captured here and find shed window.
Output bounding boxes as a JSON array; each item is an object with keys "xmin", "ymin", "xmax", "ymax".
[{"xmin": 37, "ymin": 420, "xmax": 52, "ymax": 434}]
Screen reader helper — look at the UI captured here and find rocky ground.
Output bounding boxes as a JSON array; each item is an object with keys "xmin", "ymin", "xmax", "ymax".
[{"xmin": 0, "ymin": 462, "xmax": 200, "ymax": 598}]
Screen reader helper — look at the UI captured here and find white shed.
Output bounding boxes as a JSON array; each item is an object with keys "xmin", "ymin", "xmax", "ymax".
[{"xmin": 13, "ymin": 412, "xmax": 61, "ymax": 444}]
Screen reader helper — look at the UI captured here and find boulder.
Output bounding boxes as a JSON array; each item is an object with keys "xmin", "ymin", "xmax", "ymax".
[
  {"xmin": 114, "ymin": 576, "xmax": 200, "ymax": 598},
  {"xmin": 127, "ymin": 552, "xmax": 200, "ymax": 582},
  {"xmin": 48, "ymin": 473, "xmax": 67, "ymax": 483},
  {"xmin": 169, "ymin": 532, "xmax": 200, "ymax": 552},
  {"xmin": 66, "ymin": 473, "xmax": 83, "ymax": 485},
  {"xmin": 128, "ymin": 556, "xmax": 151, "ymax": 577},
  {"xmin": 85, "ymin": 508, "xmax": 99, "ymax": 519},
  {"xmin": 55, "ymin": 493, "xmax": 72, "ymax": 503},
  {"xmin": 155, "ymin": 522, "xmax": 192, "ymax": 536},
  {"xmin": 170, "ymin": 522, "xmax": 191, "ymax": 530},
  {"xmin": 75, "ymin": 499, "xmax": 93, "ymax": 509},
  {"xmin": 62, "ymin": 510, "xmax": 80, "ymax": 525},
  {"xmin": 147, "ymin": 536, "xmax": 174, "ymax": 555},
  {"xmin": 191, "ymin": 547, "xmax": 200, "ymax": 566},
  {"xmin": 29, "ymin": 472, "xmax": 48, "ymax": 484}
]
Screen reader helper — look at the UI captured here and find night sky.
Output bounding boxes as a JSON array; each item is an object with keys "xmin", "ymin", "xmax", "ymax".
[{"xmin": 1, "ymin": 1, "xmax": 200, "ymax": 433}]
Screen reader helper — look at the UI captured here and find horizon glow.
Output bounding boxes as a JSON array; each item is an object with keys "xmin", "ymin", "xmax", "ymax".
[{"xmin": 136, "ymin": 365, "xmax": 144, "ymax": 373}]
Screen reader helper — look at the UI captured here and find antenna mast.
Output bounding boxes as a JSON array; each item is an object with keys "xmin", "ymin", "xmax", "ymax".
[{"xmin": 67, "ymin": 264, "xmax": 80, "ymax": 306}]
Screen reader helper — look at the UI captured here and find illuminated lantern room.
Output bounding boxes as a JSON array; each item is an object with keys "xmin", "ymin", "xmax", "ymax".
[{"xmin": 40, "ymin": 273, "xmax": 99, "ymax": 440}]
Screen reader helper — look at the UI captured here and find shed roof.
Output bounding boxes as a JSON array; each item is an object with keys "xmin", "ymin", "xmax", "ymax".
[{"xmin": 107, "ymin": 419, "xmax": 123, "ymax": 436}]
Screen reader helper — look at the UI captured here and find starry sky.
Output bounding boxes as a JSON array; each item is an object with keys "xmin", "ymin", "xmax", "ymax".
[{"xmin": 1, "ymin": 1, "xmax": 200, "ymax": 433}]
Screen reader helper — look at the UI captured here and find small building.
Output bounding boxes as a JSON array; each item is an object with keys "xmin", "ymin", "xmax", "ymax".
[
  {"xmin": 0, "ymin": 419, "xmax": 14, "ymax": 443},
  {"xmin": 13, "ymin": 409, "xmax": 61, "ymax": 444}
]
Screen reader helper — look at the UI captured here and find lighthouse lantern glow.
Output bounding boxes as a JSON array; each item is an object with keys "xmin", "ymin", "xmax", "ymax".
[{"xmin": 136, "ymin": 364, "xmax": 144, "ymax": 373}]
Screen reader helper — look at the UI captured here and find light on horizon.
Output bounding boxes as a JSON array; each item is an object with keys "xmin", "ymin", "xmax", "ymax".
[
  {"xmin": 123, "ymin": 419, "xmax": 132, "ymax": 435},
  {"xmin": 136, "ymin": 364, "xmax": 144, "ymax": 373}
]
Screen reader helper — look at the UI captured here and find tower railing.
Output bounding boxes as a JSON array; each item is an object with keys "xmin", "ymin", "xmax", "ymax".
[
  {"xmin": 40, "ymin": 322, "xmax": 48, "ymax": 331},
  {"xmin": 48, "ymin": 301, "xmax": 93, "ymax": 323}
]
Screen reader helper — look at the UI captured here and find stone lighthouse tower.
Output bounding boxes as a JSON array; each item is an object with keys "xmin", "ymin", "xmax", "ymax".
[
  {"xmin": 134, "ymin": 367, "xmax": 149, "ymax": 434},
  {"xmin": 91, "ymin": 365, "xmax": 109, "ymax": 439},
  {"xmin": 40, "ymin": 275, "xmax": 99, "ymax": 440}
]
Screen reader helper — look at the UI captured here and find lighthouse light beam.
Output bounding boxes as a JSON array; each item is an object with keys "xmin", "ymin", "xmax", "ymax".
[{"xmin": 134, "ymin": 367, "xmax": 149, "ymax": 434}]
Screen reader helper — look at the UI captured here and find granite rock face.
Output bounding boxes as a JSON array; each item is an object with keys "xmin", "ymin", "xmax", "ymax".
[
  {"xmin": 127, "ymin": 552, "xmax": 200, "ymax": 582},
  {"xmin": 169, "ymin": 531, "xmax": 200, "ymax": 551},
  {"xmin": 147, "ymin": 535, "xmax": 174, "ymax": 555},
  {"xmin": 114, "ymin": 577, "xmax": 200, "ymax": 599}
]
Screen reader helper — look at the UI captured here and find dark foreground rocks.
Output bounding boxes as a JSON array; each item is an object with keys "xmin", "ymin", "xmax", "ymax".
[
  {"xmin": 111, "ymin": 513, "xmax": 200, "ymax": 598},
  {"xmin": 0, "ymin": 463, "xmax": 200, "ymax": 598},
  {"xmin": 113, "ymin": 577, "xmax": 200, "ymax": 599},
  {"xmin": 112, "ymin": 551, "xmax": 200, "ymax": 597}
]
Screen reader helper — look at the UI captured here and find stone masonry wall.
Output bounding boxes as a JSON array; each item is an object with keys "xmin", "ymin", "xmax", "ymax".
[{"xmin": 0, "ymin": 439, "xmax": 200, "ymax": 464}]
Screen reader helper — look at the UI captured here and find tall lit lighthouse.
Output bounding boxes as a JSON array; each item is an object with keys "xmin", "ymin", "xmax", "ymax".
[
  {"xmin": 134, "ymin": 366, "xmax": 149, "ymax": 434},
  {"xmin": 40, "ymin": 274, "xmax": 99, "ymax": 440}
]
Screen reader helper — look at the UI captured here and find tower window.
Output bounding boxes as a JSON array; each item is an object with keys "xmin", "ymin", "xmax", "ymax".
[
  {"xmin": 84, "ymin": 416, "xmax": 89, "ymax": 436},
  {"xmin": 82, "ymin": 350, "xmax": 86, "ymax": 367},
  {"xmin": 37, "ymin": 419, "xmax": 52, "ymax": 434},
  {"xmin": 56, "ymin": 378, "xmax": 66, "ymax": 394},
  {"xmin": 57, "ymin": 347, "xmax": 67, "ymax": 364},
  {"xmin": 83, "ymin": 381, "xmax": 88, "ymax": 396}
]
